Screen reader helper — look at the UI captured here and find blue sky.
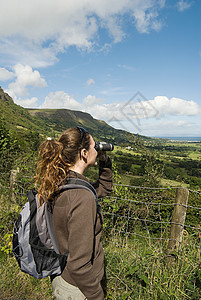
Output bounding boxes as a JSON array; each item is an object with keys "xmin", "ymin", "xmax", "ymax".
[{"xmin": 0, "ymin": 0, "xmax": 200, "ymax": 137}]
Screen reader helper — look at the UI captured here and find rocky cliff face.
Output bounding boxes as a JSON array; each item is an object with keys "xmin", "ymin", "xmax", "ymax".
[{"xmin": 0, "ymin": 86, "xmax": 13, "ymax": 103}]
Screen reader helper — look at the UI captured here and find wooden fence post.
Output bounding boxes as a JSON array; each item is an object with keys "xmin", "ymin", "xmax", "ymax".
[
  {"xmin": 167, "ymin": 188, "xmax": 189, "ymax": 252},
  {"xmin": 9, "ymin": 169, "xmax": 19, "ymax": 207}
]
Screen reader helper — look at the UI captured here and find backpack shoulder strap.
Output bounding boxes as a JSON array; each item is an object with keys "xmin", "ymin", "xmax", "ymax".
[
  {"xmin": 45, "ymin": 203, "xmax": 60, "ymax": 254},
  {"xmin": 60, "ymin": 178, "xmax": 98, "ymax": 206}
]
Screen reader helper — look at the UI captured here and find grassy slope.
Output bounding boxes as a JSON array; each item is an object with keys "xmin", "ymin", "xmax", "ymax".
[
  {"xmin": 28, "ymin": 108, "xmax": 138, "ymax": 145},
  {"xmin": 0, "ymin": 86, "xmax": 157, "ymax": 146},
  {"xmin": 28, "ymin": 108, "xmax": 109, "ymax": 136},
  {"xmin": 1, "ymin": 183, "xmax": 201, "ymax": 299},
  {"xmin": 0, "ymin": 99, "xmax": 49, "ymax": 136},
  {"xmin": 0, "ymin": 96, "xmax": 137, "ymax": 146}
]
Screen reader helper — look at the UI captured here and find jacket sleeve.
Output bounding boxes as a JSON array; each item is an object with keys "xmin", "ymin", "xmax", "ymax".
[
  {"xmin": 66, "ymin": 189, "xmax": 104, "ymax": 300},
  {"xmin": 92, "ymin": 156, "xmax": 113, "ymax": 198}
]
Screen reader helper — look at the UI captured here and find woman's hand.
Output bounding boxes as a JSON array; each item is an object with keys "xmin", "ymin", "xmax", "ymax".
[{"xmin": 97, "ymin": 150, "xmax": 108, "ymax": 162}]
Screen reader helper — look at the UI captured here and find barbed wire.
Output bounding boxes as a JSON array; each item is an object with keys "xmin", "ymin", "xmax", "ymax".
[
  {"xmin": 102, "ymin": 210, "xmax": 201, "ymax": 229},
  {"xmin": 104, "ymin": 195, "xmax": 184, "ymax": 207},
  {"xmin": 189, "ymin": 189, "xmax": 201, "ymax": 195},
  {"xmin": 1, "ymin": 173, "xmax": 201, "ymax": 250},
  {"xmin": 114, "ymin": 183, "xmax": 181, "ymax": 190}
]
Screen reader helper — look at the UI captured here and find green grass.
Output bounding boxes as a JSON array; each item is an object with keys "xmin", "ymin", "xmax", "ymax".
[
  {"xmin": 116, "ymin": 173, "xmax": 189, "ymax": 188},
  {"xmin": 103, "ymin": 238, "xmax": 201, "ymax": 300},
  {"xmin": 0, "ymin": 253, "xmax": 54, "ymax": 300},
  {"xmin": 120, "ymin": 174, "xmax": 142, "ymax": 185},
  {"xmin": 114, "ymin": 146, "xmax": 141, "ymax": 156},
  {"xmin": 1, "ymin": 138, "xmax": 201, "ymax": 299},
  {"xmin": 1, "ymin": 227, "xmax": 201, "ymax": 299},
  {"xmin": 1, "ymin": 190, "xmax": 201, "ymax": 299},
  {"xmin": 103, "ymin": 232, "xmax": 201, "ymax": 299},
  {"xmin": 160, "ymin": 178, "xmax": 189, "ymax": 188},
  {"xmin": 188, "ymin": 152, "xmax": 201, "ymax": 160}
]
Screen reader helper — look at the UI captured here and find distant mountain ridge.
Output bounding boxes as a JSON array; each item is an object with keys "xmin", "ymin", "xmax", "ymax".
[
  {"xmin": 28, "ymin": 108, "xmax": 106, "ymax": 133},
  {"xmin": 27, "ymin": 108, "xmax": 133, "ymax": 144},
  {"xmin": 0, "ymin": 86, "xmax": 153, "ymax": 145}
]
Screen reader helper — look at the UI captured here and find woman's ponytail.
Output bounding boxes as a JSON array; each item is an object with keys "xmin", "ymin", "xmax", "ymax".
[{"xmin": 35, "ymin": 139, "xmax": 70, "ymax": 205}]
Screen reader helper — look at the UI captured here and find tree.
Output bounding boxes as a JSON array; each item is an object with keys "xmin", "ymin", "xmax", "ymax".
[{"xmin": 143, "ymin": 151, "xmax": 164, "ymax": 187}]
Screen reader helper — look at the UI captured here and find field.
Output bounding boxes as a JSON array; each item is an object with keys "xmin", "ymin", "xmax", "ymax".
[
  {"xmin": 1, "ymin": 177, "xmax": 201, "ymax": 299},
  {"xmin": 110, "ymin": 140, "xmax": 201, "ymax": 190},
  {"xmin": 1, "ymin": 137, "xmax": 201, "ymax": 299}
]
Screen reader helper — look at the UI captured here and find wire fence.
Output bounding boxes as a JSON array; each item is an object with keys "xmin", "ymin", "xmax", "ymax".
[
  {"xmin": 1, "ymin": 171, "xmax": 201, "ymax": 253},
  {"xmin": 100, "ymin": 185, "xmax": 201, "ymax": 252}
]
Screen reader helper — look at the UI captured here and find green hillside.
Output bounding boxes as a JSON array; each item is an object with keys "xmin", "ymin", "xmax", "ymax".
[
  {"xmin": 28, "ymin": 108, "xmax": 133, "ymax": 144},
  {"xmin": 0, "ymin": 86, "xmax": 154, "ymax": 147},
  {"xmin": 0, "ymin": 87, "xmax": 49, "ymax": 135}
]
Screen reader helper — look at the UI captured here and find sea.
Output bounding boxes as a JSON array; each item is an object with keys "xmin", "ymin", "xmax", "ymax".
[{"xmin": 155, "ymin": 137, "xmax": 201, "ymax": 142}]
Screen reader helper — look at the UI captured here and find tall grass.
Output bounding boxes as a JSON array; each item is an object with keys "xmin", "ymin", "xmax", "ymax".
[
  {"xmin": 0, "ymin": 253, "xmax": 54, "ymax": 300},
  {"xmin": 1, "ymin": 191, "xmax": 201, "ymax": 299},
  {"xmin": 103, "ymin": 233, "xmax": 201, "ymax": 299}
]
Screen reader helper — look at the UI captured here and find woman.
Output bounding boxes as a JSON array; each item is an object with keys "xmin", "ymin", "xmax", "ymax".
[{"xmin": 35, "ymin": 127, "xmax": 113, "ymax": 300}]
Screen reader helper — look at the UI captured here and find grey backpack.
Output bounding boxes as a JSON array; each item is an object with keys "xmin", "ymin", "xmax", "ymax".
[{"xmin": 12, "ymin": 179, "xmax": 99, "ymax": 279}]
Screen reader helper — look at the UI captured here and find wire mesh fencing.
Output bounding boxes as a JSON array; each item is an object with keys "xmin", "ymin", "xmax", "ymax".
[
  {"xmin": 99, "ymin": 184, "xmax": 201, "ymax": 253},
  {"xmin": 1, "ymin": 171, "xmax": 201, "ymax": 299},
  {"xmin": 1, "ymin": 171, "xmax": 201, "ymax": 253}
]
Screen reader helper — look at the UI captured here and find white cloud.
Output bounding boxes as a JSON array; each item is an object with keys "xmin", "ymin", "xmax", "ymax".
[
  {"xmin": 0, "ymin": 68, "xmax": 14, "ymax": 81},
  {"xmin": 82, "ymin": 95, "xmax": 201, "ymax": 123},
  {"xmin": 86, "ymin": 102, "xmax": 124, "ymax": 121},
  {"xmin": 147, "ymin": 96, "xmax": 201, "ymax": 117},
  {"xmin": 0, "ymin": 38, "xmax": 58, "ymax": 68},
  {"xmin": 40, "ymin": 91, "xmax": 82, "ymax": 110},
  {"xmin": 0, "ymin": 0, "xmax": 165, "ymax": 67},
  {"xmin": 177, "ymin": 0, "xmax": 192, "ymax": 12},
  {"xmin": 119, "ymin": 96, "xmax": 201, "ymax": 121},
  {"xmin": 86, "ymin": 78, "xmax": 95, "ymax": 86},
  {"xmin": 10, "ymin": 65, "xmax": 47, "ymax": 96},
  {"xmin": 83, "ymin": 95, "xmax": 104, "ymax": 106},
  {"xmin": 37, "ymin": 92, "xmax": 201, "ymax": 126},
  {"xmin": 37, "ymin": 91, "xmax": 124, "ymax": 121},
  {"xmin": 4, "ymin": 64, "xmax": 47, "ymax": 107},
  {"xmin": 7, "ymin": 80, "xmax": 201, "ymax": 122},
  {"xmin": 40, "ymin": 92, "xmax": 107, "ymax": 114},
  {"xmin": 102, "ymin": 15, "xmax": 125, "ymax": 43},
  {"xmin": 14, "ymin": 97, "xmax": 39, "ymax": 108},
  {"xmin": 132, "ymin": 2, "xmax": 163, "ymax": 34},
  {"xmin": 6, "ymin": 64, "xmax": 47, "ymax": 99}
]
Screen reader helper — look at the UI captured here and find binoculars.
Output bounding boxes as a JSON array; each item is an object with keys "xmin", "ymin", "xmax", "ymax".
[{"xmin": 95, "ymin": 141, "xmax": 114, "ymax": 151}]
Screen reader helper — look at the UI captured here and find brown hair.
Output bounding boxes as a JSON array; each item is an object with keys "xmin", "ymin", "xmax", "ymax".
[{"xmin": 35, "ymin": 127, "xmax": 91, "ymax": 205}]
